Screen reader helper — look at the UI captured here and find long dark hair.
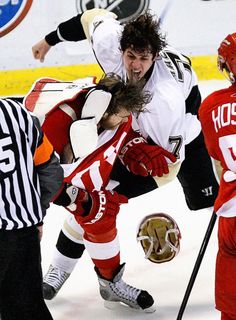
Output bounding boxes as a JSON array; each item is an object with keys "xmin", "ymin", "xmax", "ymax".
[{"xmin": 98, "ymin": 73, "xmax": 152, "ymax": 115}]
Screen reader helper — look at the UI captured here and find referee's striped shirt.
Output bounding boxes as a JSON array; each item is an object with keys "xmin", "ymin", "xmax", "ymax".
[{"xmin": 0, "ymin": 99, "xmax": 43, "ymax": 230}]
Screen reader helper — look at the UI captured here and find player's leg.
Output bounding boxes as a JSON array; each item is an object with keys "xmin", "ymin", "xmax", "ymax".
[
  {"xmin": 111, "ymin": 158, "xmax": 158, "ymax": 198},
  {"xmin": 216, "ymin": 216, "xmax": 236, "ymax": 320},
  {"xmin": 80, "ymin": 210, "xmax": 155, "ymax": 311},
  {"xmin": 95, "ymin": 262, "xmax": 154, "ymax": 312},
  {"xmin": 177, "ymin": 131, "xmax": 219, "ymax": 210},
  {"xmin": 43, "ymin": 214, "xmax": 86, "ymax": 299}
]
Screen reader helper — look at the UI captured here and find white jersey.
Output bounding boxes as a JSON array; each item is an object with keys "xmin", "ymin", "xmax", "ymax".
[{"xmin": 89, "ymin": 14, "xmax": 201, "ymax": 162}]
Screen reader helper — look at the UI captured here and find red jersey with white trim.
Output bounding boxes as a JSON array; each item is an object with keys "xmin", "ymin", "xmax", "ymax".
[
  {"xmin": 25, "ymin": 77, "xmax": 131, "ymax": 192},
  {"xmin": 62, "ymin": 121, "xmax": 130, "ymax": 191},
  {"xmin": 199, "ymin": 83, "xmax": 236, "ymax": 216}
]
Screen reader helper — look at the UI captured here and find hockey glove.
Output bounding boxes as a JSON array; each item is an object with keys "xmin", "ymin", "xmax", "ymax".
[
  {"xmin": 53, "ymin": 183, "xmax": 88, "ymax": 212},
  {"xmin": 119, "ymin": 137, "xmax": 177, "ymax": 177},
  {"xmin": 74, "ymin": 189, "xmax": 128, "ymax": 234}
]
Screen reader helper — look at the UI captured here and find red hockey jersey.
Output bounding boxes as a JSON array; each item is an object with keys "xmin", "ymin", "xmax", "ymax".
[
  {"xmin": 199, "ymin": 83, "xmax": 236, "ymax": 216},
  {"xmin": 25, "ymin": 77, "xmax": 132, "ymax": 192}
]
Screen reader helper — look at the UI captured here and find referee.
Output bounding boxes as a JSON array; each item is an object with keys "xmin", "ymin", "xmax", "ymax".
[{"xmin": 0, "ymin": 98, "xmax": 63, "ymax": 320}]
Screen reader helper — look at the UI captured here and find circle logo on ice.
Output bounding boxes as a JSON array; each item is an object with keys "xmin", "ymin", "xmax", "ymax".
[
  {"xmin": 0, "ymin": 0, "xmax": 33, "ymax": 37},
  {"xmin": 76, "ymin": 0, "xmax": 150, "ymax": 24}
]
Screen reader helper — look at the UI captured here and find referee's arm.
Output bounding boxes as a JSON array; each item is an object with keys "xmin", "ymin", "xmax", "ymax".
[{"xmin": 33, "ymin": 116, "xmax": 63, "ymax": 213}]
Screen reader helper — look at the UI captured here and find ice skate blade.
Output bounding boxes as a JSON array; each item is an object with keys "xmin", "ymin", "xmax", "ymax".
[{"xmin": 104, "ymin": 300, "xmax": 156, "ymax": 313}]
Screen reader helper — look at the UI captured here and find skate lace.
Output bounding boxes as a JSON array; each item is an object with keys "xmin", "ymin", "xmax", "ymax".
[
  {"xmin": 112, "ymin": 279, "xmax": 140, "ymax": 302},
  {"xmin": 43, "ymin": 265, "xmax": 69, "ymax": 290}
]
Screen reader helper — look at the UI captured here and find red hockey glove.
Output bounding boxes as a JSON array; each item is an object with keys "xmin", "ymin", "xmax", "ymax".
[
  {"xmin": 120, "ymin": 137, "xmax": 177, "ymax": 177},
  {"xmin": 73, "ymin": 189, "xmax": 128, "ymax": 234}
]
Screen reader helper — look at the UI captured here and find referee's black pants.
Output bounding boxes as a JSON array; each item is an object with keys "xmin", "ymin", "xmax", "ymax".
[{"xmin": 0, "ymin": 226, "xmax": 53, "ymax": 320}]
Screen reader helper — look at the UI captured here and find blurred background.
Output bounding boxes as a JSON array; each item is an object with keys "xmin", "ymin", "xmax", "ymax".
[{"xmin": 1, "ymin": 0, "xmax": 235, "ymax": 96}]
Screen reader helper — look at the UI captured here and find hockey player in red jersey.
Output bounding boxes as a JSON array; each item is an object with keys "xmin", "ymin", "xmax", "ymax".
[
  {"xmin": 199, "ymin": 33, "xmax": 236, "ymax": 320},
  {"xmin": 24, "ymin": 73, "xmax": 176, "ymax": 311}
]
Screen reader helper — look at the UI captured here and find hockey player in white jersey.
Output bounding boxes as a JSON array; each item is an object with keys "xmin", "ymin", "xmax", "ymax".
[{"xmin": 32, "ymin": 9, "xmax": 219, "ymax": 304}]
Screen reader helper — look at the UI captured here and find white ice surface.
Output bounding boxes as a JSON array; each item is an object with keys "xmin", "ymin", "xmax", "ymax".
[{"xmin": 41, "ymin": 80, "xmax": 229, "ymax": 319}]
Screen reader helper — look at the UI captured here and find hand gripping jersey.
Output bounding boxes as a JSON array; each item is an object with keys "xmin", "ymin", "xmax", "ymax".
[
  {"xmin": 25, "ymin": 77, "xmax": 132, "ymax": 192},
  {"xmin": 199, "ymin": 83, "xmax": 236, "ymax": 217},
  {"xmin": 62, "ymin": 125, "xmax": 129, "ymax": 191},
  {"xmin": 86, "ymin": 13, "xmax": 201, "ymax": 162}
]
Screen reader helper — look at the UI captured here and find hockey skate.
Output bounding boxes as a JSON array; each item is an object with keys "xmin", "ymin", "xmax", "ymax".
[
  {"xmin": 42, "ymin": 264, "xmax": 70, "ymax": 300},
  {"xmin": 96, "ymin": 263, "xmax": 155, "ymax": 312}
]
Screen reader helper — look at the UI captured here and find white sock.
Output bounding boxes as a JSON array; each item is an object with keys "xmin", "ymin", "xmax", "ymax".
[{"xmin": 51, "ymin": 248, "xmax": 79, "ymax": 273}]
